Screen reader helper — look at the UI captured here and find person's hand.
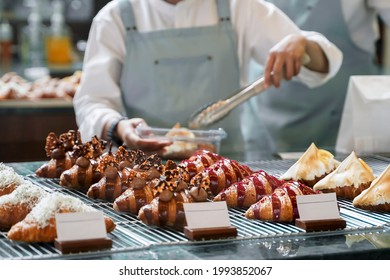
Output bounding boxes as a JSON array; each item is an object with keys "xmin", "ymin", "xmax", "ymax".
[
  {"xmin": 264, "ymin": 34, "xmax": 307, "ymax": 88},
  {"xmin": 116, "ymin": 118, "xmax": 172, "ymax": 154}
]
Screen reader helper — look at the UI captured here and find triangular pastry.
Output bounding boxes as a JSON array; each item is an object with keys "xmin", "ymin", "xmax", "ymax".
[
  {"xmin": 0, "ymin": 181, "xmax": 47, "ymax": 229},
  {"xmin": 7, "ymin": 192, "xmax": 116, "ymax": 243},
  {"xmin": 280, "ymin": 143, "xmax": 340, "ymax": 187},
  {"xmin": 353, "ymin": 164, "xmax": 390, "ymax": 212},
  {"xmin": 313, "ymin": 151, "xmax": 375, "ymax": 199},
  {"xmin": 0, "ymin": 163, "xmax": 24, "ymax": 196}
]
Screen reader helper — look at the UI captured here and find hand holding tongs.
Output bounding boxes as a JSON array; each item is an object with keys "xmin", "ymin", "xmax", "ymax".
[{"xmin": 188, "ymin": 53, "xmax": 311, "ymax": 129}]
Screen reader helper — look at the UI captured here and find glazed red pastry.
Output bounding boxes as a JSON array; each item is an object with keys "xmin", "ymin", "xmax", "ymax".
[
  {"xmin": 190, "ymin": 158, "xmax": 253, "ymax": 197},
  {"xmin": 213, "ymin": 170, "xmax": 283, "ymax": 208},
  {"xmin": 178, "ymin": 149, "xmax": 224, "ymax": 178},
  {"xmin": 245, "ymin": 181, "xmax": 320, "ymax": 223},
  {"xmin": 35, "ymin": 130, "xmax": 81, "ymax": 178},
  {"xmin": 59, "ymin": 136, "xmax": 106, "ymax": 192}
]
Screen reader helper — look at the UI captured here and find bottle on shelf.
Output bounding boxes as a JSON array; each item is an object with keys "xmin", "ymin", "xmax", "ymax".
[
  {"xmin": 19, "ymin": 0, "xmax": 49, "ymax": 79},
  {"xmin": 0, "ymin": 18, "xmax": 12, "ymax": 66},
  {"xmin": 45, "ymin": 0, "xmax": 73, "ymax": 65}
]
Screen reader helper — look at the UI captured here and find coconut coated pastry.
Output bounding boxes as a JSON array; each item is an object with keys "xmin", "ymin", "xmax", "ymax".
[
  {"xmin": 280, "ymin": 143, "xmax": 340, "ymax": 187},
  {"xmin": 353, "ymin": 164, "xmax": 390, "ymax": 212},
  {"xmin": 0, "ymin": 163, "xmax": 25, "ymax": 196},
  {"xmin": 0, "ymin": 181, "xmax": 47, "ymax": 229},
  {"xmin": 313, "ymin": 151, "xmax": 375, "ymax": 199},
  {"xmin": 7, "ymin": 192, "xmax": 116, "ymax": 243}
]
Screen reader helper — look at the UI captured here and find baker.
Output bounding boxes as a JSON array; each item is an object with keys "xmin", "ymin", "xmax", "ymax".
[{"xmin": 73, "ymin": 0, "xmax": 342, "ymax": 159}]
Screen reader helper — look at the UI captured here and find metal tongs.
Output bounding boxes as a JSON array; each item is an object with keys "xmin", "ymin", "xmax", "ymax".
[{"xmin": 188, "ymin": 53, "xmax": 311, "ymax": 129}]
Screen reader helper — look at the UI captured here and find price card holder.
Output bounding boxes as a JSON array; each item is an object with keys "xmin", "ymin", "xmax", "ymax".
[
  {"xmin": 54, "ymin": 211, "xmax": 112, "ymax": 254},
  {"xmin": 183, "ymin": 201, "xmax": 237, "ymax": 241},
  {"xmin": 295, "ymin": 193, "xmax": 346, "ymax": 232}
]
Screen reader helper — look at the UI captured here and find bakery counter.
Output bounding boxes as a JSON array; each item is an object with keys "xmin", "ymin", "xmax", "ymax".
[
  {"xmin": 2, "ymin": 156, "xmax": 390, "ymax": 260},
  {"xmin": 0, "ymin": 100, "xmax": 77, "ymax": 163}
]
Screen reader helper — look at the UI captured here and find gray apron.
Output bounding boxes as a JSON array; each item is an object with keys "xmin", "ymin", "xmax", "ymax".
[
  {"xmin": 243, "ymin": 0, "xmax": 380, "ymax": 159},
  {"xmin": 118, "ymin": 0, "xmax": 244, "ymax": 157}
]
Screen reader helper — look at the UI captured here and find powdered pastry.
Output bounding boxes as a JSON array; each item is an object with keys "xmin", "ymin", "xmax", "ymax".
[{"xmin": 313, "ymin": 151, "xmax": 375, "ymax": 199}]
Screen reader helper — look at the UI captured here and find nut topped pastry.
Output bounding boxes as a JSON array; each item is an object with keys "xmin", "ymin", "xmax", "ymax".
[
  {"xmin": 313, "ymin": 151, "xmax": 375, "ymax": 199},
  {"xmin": 353, "ymin": 164, "xmax": 390, "ymax": 212},
  {"xmin": 280, "ymin": 143, "xmax": 340, "ymax": 187}
]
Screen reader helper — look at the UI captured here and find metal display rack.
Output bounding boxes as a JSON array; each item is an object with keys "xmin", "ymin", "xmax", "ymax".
[{"xmin": 1, "ymin": 155, "xmax": 390, "ymax": 260}]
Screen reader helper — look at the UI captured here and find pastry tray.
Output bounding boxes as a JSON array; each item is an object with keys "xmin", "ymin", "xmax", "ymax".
[{"xmin": 1, "ymin": 155, "xmax": 390, "ymax": 260}]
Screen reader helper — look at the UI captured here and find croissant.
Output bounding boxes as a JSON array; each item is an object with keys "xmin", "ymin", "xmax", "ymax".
[
  {"xmin": 137, "ymin": 191, "xmax": 193, "ymax": 229},
  {"xmin": 178, "ymin": 149, "xmax": 224, "ymax": 178},
  {"xmin": 87, "ymin": 166, "xmax": 127, "ymax": 202},
  {"xmin": 190, "ymin": 158, "xmax": 253, "ymax": 197},
  {"xmin": 59, "ymin": 136, "xmax": 107, "ymax": 192},
  {"xmin": 113, "ymin": 160, "xmax": 192, "ymax": 215},
  {"xmin": 121, "ymin": 154, "xmax": 164, "ymax": 189},
  {"xmin": 7, "ymin": 192, "xmax": 116, "ymax": 243},
  {"xmin": 213, "ymin": 170, "xmax": 283, "ymax": 208},
  {"xmin": 0, "ymin": 181, "xmax": 47, "ymax": 230},
  {"xmin": 35, "ymin": 130, "xmax": 82, "ymax": 178},
  {"xmin": 113, "ymin": 183, "xmax": 154, "ymax": 214},
  {"xmin": 0, "ymin": 164, "xmax": 24, "ymax": 196},
  {"xmin": 245, "ymin": 181, "xmax": 319, "ymax": 223}
]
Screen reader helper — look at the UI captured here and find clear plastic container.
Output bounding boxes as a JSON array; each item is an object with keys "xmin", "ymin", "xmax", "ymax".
[{"xmin": 135, "ymin": 125, "xmax": 227, "ymax": 159}]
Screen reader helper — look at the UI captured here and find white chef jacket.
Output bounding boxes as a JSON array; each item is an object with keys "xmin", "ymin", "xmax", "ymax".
[
  {"xmin": 272, "ymin": 0, "xmax": 390, "ymax": 54},
  {"xmin": 341, "ymin": 0, "xmax": 390, "ymax": 54},
  {"xmin": 74, "ymin": 0, "xmax": 342, "ymax": 143}
]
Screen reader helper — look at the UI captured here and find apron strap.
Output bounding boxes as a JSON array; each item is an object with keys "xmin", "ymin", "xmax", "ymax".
[
  {"xmin": 216, "ymin": 0, "xmax": 231, "ymax": 22},
  {"xmin": 119, "ymin": 0, "xmax": 137, "ymax": 31}
]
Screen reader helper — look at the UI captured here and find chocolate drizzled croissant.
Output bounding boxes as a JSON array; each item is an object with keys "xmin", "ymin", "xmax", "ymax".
[{"xmin": 35, "ymin": 130, "xmax": 82, "ymax": 178}]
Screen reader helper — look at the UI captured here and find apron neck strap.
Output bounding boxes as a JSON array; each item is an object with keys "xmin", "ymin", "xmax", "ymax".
[
  {"xmin": 216, "ymin": 0, "xmax": 231, "ymax": 22},
  {"xmin": 119, "ymin": 0, "xmax": 137, "ymax": 31}
]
